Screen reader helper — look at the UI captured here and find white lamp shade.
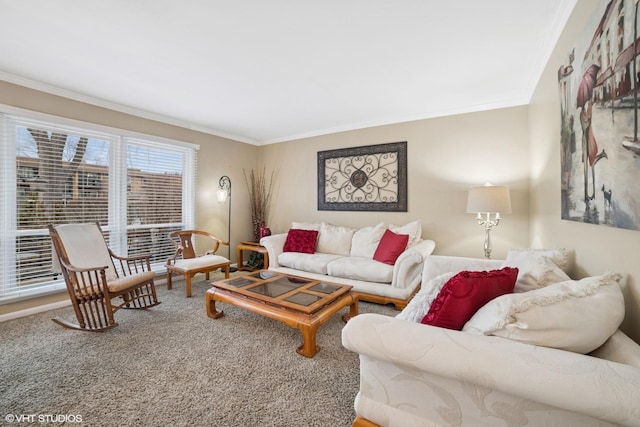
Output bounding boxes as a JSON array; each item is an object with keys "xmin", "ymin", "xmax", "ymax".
[
  {"xmin": 216, "ymin": 188, "xmax": 229, "ymax": 203},
  {"xmin": 467, "ymin": 184, "xmax": 511, "ymax": 214}
]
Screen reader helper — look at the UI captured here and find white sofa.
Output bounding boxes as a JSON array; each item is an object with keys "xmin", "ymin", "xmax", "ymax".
[
  {"xmin": 260, "ymin": 221, "xmax": 436, "ymax": 309},
  {"xmin": 342, "ymin": 253, "xmax": 640, "ymax": 427}
]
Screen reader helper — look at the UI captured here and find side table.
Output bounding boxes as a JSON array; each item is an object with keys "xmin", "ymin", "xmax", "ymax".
[{"xmin": 236, "ymin": 241, "xmax": 269, "ymax": 271}]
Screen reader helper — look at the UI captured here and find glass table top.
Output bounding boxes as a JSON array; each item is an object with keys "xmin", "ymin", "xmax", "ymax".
[{"xmin": 215, "ymin": 271, "xmax": 348, "ymax": 310}]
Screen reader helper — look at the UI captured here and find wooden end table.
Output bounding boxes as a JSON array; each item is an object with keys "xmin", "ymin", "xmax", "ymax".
[
  {"xmin": 236, "ymin": 241, "xmax": 269, "ymax": 271},
  {"xmin": 206, "ymin": 270, "xmax": 358, "ymax": 358}
]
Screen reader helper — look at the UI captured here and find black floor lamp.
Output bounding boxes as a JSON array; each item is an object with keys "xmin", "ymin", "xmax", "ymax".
[{"xmin": 216, "ymin": 175, "xmax": 236, "ymax": 271}]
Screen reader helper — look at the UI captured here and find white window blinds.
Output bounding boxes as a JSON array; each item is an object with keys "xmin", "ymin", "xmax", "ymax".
[{"xmin": 0, "ymin": 108, "xmax": 197, "ymax": 301}]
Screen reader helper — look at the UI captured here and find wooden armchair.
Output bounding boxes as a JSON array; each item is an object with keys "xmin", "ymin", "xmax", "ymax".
[
  {"xmin": 166, "ymin": 230, "xmax": 231, "ymax": 297},
  {"xmin": 49, "ymin": 222, "xmax": 160, "ymax": 332}
]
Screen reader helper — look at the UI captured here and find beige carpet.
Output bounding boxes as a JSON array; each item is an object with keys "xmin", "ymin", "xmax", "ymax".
[{"xmin": 0, "ymin": 273, "xmax": 396, "ymax": 427}]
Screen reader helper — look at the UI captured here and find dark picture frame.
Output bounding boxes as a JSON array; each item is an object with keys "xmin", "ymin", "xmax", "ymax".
[{"xmin": 317, "ymin": 141, "xmax": 407, "ymax": 211}]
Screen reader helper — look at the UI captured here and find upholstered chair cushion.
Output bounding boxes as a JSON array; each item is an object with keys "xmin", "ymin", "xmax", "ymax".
[
  {"xmin": 54, "ymin": 223, "xmax": 118, "ymax": 281},
  {"xmin": 171, "ymin": 254, "xmax": 230, "ymax": 272}
]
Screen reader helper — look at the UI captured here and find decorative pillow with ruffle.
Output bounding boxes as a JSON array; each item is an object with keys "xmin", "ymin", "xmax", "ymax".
[
  {"xmin": 462, "ymin": 272, "xmax": 625, "ymax": 354},
  {"xmin": 501, "ymin": 248, "xmax": 571, "ymax": 292},
  {"xmin": 396, "ymin": 272, "xmax": 455, "ymax": 323},
  {"xmin": 421, "ymin": 267, "xmax": 518, "ymax": 330}
]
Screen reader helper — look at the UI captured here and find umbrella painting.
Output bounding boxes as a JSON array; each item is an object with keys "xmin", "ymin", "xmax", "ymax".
[{"xmin": 558, "ymin": 0, "xmax": 640, "ymax": 231}]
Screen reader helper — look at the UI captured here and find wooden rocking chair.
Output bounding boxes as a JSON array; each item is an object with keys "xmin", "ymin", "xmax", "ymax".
[
  {"xmin": 166, "ymin": 230, "xmax": 231, "ymax": 297},
  {"xmin": 49, "ymin": 222, "xmax": 160, "ymax": 332}
]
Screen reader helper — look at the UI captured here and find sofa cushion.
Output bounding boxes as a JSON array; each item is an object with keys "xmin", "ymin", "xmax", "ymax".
[
  {"xmin": 502, "ymin": 254, "xmax": 571, "ymax": 293},
  {"xmin": 317, "ymin": 222, "xmax": 355, "ymax": 256},
  {"xmin": 278, "ymin": 252, "xmax": 343, "ymax": 275},
  {"xmin": 373, "ymin": 229, "xmax": 409, "ymax": 265},
  {"xmin": 283, "ymin": 229, "xmax": 318, "ymax": 254},
  {"xmin": 389, "ymin": 219, "xmax": 422, "ymax": 248},
  {"xmin": 421, "ymin": 267, "xmax": 518, "ymax": 330},
  {"xmin": 463, "ymin": 273, "xmax": 625, "ymax": 354},
  {"xmin": 396, "ymin": 272, "xmax": 455, "ymax": 323},
  {"xmin": 350, "ymin": 222, "xmax": 386, "ymax": 258},
  {"xmin": 327, "ymin": 256, "xmax": 393, "ymax": 283}
]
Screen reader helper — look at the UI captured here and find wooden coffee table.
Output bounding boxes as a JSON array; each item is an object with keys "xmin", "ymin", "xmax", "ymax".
[{"xmin": 206, "ymin": 270, "xmax": 358, "ymax": 358}]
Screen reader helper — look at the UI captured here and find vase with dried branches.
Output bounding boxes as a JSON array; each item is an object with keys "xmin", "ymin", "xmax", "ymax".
[{"xmin": 243, "ymin": 168, "xmax": 277, "ymax": 241}]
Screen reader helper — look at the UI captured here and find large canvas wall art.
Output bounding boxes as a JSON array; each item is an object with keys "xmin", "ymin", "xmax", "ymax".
[
  {"xmin": 317, "ymin": 141, "xmax": 407, "ymax": 211},
  {"xmin": 558, "ymin": 0, "xmax": 640, "ymax": 231}
]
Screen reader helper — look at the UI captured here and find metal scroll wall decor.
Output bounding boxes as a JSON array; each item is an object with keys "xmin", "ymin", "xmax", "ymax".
[
  {"xmin": 317, "ymin": 141, "xmax": 407, "ymax": 211},
  {"xmin": 558, "ymin": 0, "xmax": 640, "ymax": 231}
]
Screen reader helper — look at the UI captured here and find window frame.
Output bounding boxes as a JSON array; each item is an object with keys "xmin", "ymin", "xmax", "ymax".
[{"xmin": 0, "ymin": 105, "xmax": 198, "ymax": 303}]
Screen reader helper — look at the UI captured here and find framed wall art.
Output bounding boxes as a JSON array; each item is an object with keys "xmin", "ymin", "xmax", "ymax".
[
  {"xmin": 558, "ymin": 0, "xmax": 640, "ymax": 231},
  {"xmin": 317, "ymin": 141, "xmax": 407, "ymax": 211}
]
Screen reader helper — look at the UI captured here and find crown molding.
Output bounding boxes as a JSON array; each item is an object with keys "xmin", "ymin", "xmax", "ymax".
[{"xmin": 0, "ymin": 71, "xmax": 259, "ymax": 145}]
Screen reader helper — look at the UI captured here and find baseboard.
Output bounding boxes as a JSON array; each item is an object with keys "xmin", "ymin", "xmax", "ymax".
[{"xmin": 0, "ymin": 299, "xmax": 72, "ymax": 322}]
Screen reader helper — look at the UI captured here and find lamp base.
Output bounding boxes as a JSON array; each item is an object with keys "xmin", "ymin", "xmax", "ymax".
[{"xmin": 483, "ymin": 227, "xmax": 493, "ymax": 259}]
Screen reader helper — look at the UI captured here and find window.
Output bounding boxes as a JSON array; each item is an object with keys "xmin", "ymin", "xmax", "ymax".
[{"xmin": 0, "ymin": 108, "xmax": 197, "ymax": 302}]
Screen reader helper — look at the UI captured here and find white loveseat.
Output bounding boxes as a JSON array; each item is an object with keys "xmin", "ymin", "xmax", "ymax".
[
  {"xmin": 342, "ymin": 253, "xmax": 640, "ymax": 427},
  {"xmin": 260, "ymin": 221, "xmax": 436, "ymax": 309}
]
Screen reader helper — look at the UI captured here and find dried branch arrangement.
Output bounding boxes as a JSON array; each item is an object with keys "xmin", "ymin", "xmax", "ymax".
[{"xmin": 243, "ymin": 168, "xmax": 277, "ymax": 240}]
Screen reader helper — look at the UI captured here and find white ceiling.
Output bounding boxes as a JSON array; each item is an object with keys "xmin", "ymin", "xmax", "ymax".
[{"xmin": 0, "ymin": 0, "xmax": 576, "ymax": 145}]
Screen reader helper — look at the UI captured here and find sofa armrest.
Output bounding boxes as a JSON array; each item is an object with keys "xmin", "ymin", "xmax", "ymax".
[
  {"xmin": 342, "ymin": 313, "xmax": 640, "ymax": 426},
  {"xmin": 422, "ymin": 255, "xmax": 503, "ymax": 284},
  {"xmin": 391, "ymin": 239, "xmax": 436, "ymax": 290},
  {"xmin": 259, "ymin": 233, "xmax": 287, "ymax": 268}
]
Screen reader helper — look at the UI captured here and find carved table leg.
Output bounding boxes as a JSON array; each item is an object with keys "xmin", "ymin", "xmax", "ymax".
[
  {"xmin": 342, "ymin": 294, "xmax": 359, "ymax": 322},
  {"xmin": 296, "ymin": 323, "xmax": 320, "ymax": 358},
  {"xmin": 206, "ymin": 289, "xmax": 224, "ymax": 319}
]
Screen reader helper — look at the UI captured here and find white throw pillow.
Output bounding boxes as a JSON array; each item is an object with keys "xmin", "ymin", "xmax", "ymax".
[
  {"xmin": 396, "ymin": 272, "xmax": 455, "ymax": 323},
  {"xmin": 502, "ymin": 255, "xmax": 571, "ymax": 293},
  {"xmin": 462, "ymin": 273, "xmax": 625, "ymax": 354},
  {"xmin": 503, "ymin": 248, "xmax": 570, "ymax": 271},
  {"xmin": 389, "ymin": 220, "xmax": 422, "ymax": 248},
  {"xmin": 350, "ymin": 222, "xmax": 386, "ymax": 258},
  {"xmin": 316, "ymin": 222, "xmax": 355, "ymax": 256},
  {"xmin": 291, "ymin": 221, "xmax": 321, "ymax": 231}
]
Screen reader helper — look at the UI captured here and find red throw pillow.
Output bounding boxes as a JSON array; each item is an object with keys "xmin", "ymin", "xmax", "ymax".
[
  {"xmin": 373, "ymin": 229, "xmax": 409, "ymax": 265},
  {"xmin": 283, "ymin": 229, "xmax": 318, "ymax": 254},
  {"xmin": 421, "ymin": 267, "xmax": 518, "ymax": 330}
]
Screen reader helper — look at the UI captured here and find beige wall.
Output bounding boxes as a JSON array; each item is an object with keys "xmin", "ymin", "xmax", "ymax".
[
  {"xmin": 259, "ymin": 106, "xmax": 531, "ymax": 259},
  {"xmin": 0, "ymin": 81, "xmax": 259, "ymax": 315},
  {"xmin": 3, "ymin": 2, "xmax": 639, "ymax": 344},
  {"xmin": 529, "ymin": 1, "xmax": 640, "ymax": 342}
]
